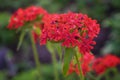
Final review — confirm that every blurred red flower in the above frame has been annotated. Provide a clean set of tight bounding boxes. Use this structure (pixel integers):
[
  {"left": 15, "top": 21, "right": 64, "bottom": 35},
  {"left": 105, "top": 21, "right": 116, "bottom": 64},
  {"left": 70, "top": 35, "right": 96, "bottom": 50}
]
[
  {"left": 92, "top": 54, "right": 120, "bottom": 75},
  {"left": 8, "top": 6, "right": 47, "bottom": 29},
  {"left": 68, "top": 53, "right": 94, "bottom": 75}
]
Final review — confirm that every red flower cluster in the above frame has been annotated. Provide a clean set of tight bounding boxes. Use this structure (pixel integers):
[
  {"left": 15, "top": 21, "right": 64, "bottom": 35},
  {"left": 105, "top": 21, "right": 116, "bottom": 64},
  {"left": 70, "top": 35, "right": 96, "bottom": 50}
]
[
  {"left": 7, "top": 7, "right": 100, "bottom": 72},
  {"left": 7, "top": 6, "right": 101, "bottom": 77},
  {"left": 68, "top": 53, "right": 94, "bottom": 75},
  {"left": 40, "top": 12, "right": 100, "bottom": 54},
  {"left": 8, "top": 6, "right": 47, "bottom": 29},
  {"left": 92, "top": 54, "right": 120, "bottom": 75},
  {"left": 7, "top": 6, "right": 100, "bottom": 54}
]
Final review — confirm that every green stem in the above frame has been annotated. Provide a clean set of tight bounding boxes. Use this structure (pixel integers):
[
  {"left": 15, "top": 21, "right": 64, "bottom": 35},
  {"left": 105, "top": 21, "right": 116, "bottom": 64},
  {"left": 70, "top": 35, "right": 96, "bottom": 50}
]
[
  {"left": 51, "top": 51, "right": 59, "bottom": 80},
  {"left": 46, "top": 42, "right": 59, "bottom": 80},
  {"left": 17, "top": 31, "right": 26, "bottom": 51},
  {"left": 30, "top": 32, "right": 42, "bottom": 80},
  {"left": 105, "top": 69, "right": 110, "bottom": 80},
  {"left": 75, "top": 52, "right": 84, "bottom": 80}
]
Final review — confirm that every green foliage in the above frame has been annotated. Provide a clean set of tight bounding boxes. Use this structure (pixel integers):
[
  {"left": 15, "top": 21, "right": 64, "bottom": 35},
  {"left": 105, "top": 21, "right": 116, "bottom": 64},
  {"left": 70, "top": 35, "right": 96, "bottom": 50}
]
[
  {"left": 63, "top": 48, "right": 75, "bottom": 76},
  {"left": 112, "top": 73, "right": 120, "bottom": 80},
  {"left": 65, "top": 73, "right": 79, "bottom": 80},
  {"left": 0, "top": 0, "right": 36, "bottom": 10},
  {"left": 0, "top": 12, "right": 10, "bottom": 26},
  {"left": 13, "top": 64, "right": 62, "bottom": 80},
  {"left": 111, "top": 0, "right": 120, "bottom": 8},
  {"left": 102, "top": 13, "right": 120, "bottom": 55},
  {"left": 13, "top": 70, "right": 38, "bottom": 80},
  {"left": 0, "top": 12, "right": 16, "bottom": 45},
  {"left": 12, "top": 63, "right": 80, "bottom": 80},
  {"left": 0, "top": 71, "right": 7, "bottom": 80},
  {"left": 36, "top": 0, "right": 61, "bottom": 13},
  {"left": 46, "top": 41, "right": 62, "bottom": 60}
]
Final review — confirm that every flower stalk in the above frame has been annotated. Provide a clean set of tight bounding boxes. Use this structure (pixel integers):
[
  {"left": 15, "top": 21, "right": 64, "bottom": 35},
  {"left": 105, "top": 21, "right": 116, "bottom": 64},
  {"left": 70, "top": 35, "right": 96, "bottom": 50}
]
[
  {"left": 46, "top": 42, "right": 59, "bottom": 80},
  {"left": 51, "top": 51, "right": 59, "bottom": 80},
  {"left": 75, "top": 52, "right": 84, "bottom": 80},
  {"left": 30, "top": 32, "right": 42, "bottom": 80}
]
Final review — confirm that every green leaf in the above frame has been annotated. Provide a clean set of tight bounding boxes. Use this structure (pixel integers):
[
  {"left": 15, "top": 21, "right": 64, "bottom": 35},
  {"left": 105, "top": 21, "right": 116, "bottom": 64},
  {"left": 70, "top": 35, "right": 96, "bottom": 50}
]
[
  {"left": 53, "top": 43, "right": 62, "bottom": 61},
  {"left": 72, "top": 47, "right": 83, "bottom": 64},
  {"left": 63, "top": 48, "right": 75, "bottom": 76},
  {"left": 17, "top": 31, "right": 26, "bottom": 50}
]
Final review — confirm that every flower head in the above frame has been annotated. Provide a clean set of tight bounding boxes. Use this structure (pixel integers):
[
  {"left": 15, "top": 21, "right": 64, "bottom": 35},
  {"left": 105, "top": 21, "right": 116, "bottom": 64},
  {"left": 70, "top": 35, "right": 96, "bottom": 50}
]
[
  {"left": 68, "top": 53, "right": 94, "bottom": 75},
  {"left": 40, "top": 12, "right": 100, "bottom": 54},
  {"left": 92, "top": 54, "right": 120, "bottom": 75},
  {"left": 8, "top": 6, "right": 47, "bottom": 29}
]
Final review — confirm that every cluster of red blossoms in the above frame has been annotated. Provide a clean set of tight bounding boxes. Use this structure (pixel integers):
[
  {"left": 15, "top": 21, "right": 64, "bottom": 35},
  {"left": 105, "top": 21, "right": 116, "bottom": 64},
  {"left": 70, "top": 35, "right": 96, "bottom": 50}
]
[
  {"left": 8, "top": 6, "right": 100, "bottom": 76},
  {"left": 8, "top": 6, "right": 100, "bottom": 55},
  {"left": 68, "top": 53, "right": 94, "bottom": 75},
  {"left": 40, "top": 13, "right": 100, "bottom": 54},
  {"left": 8, "top": 6, "right": 48, "bottom": 29},
  {"left": 92, "top": 54, "right": 120, "bottom": 75}
]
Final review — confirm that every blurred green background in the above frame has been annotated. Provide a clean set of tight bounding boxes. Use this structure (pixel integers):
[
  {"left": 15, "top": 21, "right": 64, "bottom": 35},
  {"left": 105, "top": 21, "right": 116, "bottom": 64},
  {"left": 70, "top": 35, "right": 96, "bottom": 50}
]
[{"left": 0, "top": 0, "right": 120, "bottom": 80}]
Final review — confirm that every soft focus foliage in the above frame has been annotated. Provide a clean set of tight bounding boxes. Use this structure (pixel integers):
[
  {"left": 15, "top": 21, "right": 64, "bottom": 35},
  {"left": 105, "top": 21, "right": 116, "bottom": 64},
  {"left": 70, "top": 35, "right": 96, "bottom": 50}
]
[{"left": 102, "top": 13, "right": 120, "bottom": 55}]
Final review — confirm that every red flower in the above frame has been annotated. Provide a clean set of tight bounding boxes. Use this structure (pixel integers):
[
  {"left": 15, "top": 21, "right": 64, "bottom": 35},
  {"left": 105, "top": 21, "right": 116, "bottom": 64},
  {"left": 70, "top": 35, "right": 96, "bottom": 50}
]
[
  {"left": 8, "top": 8, "right": 25, "bottom": 29},
  {"left": 62, "top": 30, "right": 80, "bottom": 47},
  {"left": 92, "top": 54, "right": 120, "bottom": 75},
  {"left": 40, "top": 12, "right": 100, "bottom": 54},
  {"left": 24, "top": 6, "right": 47, "bottom": 21},
  {"left": 67, "top": 63, "right": 75, "bottom": 75},
  {"left": 68, "top": 53, "right": 94, "bottom": 75},
  {"left": 92, "top": 58, "right": 106, "bottom": 75},
  {"left": 8, "top": 6, "right": 47, "bottom": 29},
  {"left": 103, "top": 54, "right": 120, "bottom": 68}
]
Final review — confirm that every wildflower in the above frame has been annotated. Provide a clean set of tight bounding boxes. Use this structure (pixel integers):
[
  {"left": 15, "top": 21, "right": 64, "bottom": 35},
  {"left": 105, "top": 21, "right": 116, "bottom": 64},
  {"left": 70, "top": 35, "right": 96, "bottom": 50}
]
[
  {"left": 92, "top": 54, "right": 120, "bottom": 75},
  {"left": 8, "top": 6, "right": 47, "bottom": 29},
  {"left": 68, "top": 53, "right": 94, "bottom": 75},
  {"left": 40, "top": 12, "right": 100, "bottom": 54}
]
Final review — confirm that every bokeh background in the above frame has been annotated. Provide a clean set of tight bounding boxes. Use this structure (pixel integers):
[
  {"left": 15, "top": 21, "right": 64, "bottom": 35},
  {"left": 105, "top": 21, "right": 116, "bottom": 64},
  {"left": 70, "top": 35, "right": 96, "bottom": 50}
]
[{"left": 0, "top": 0, "right": 120, "bottom": 80}]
